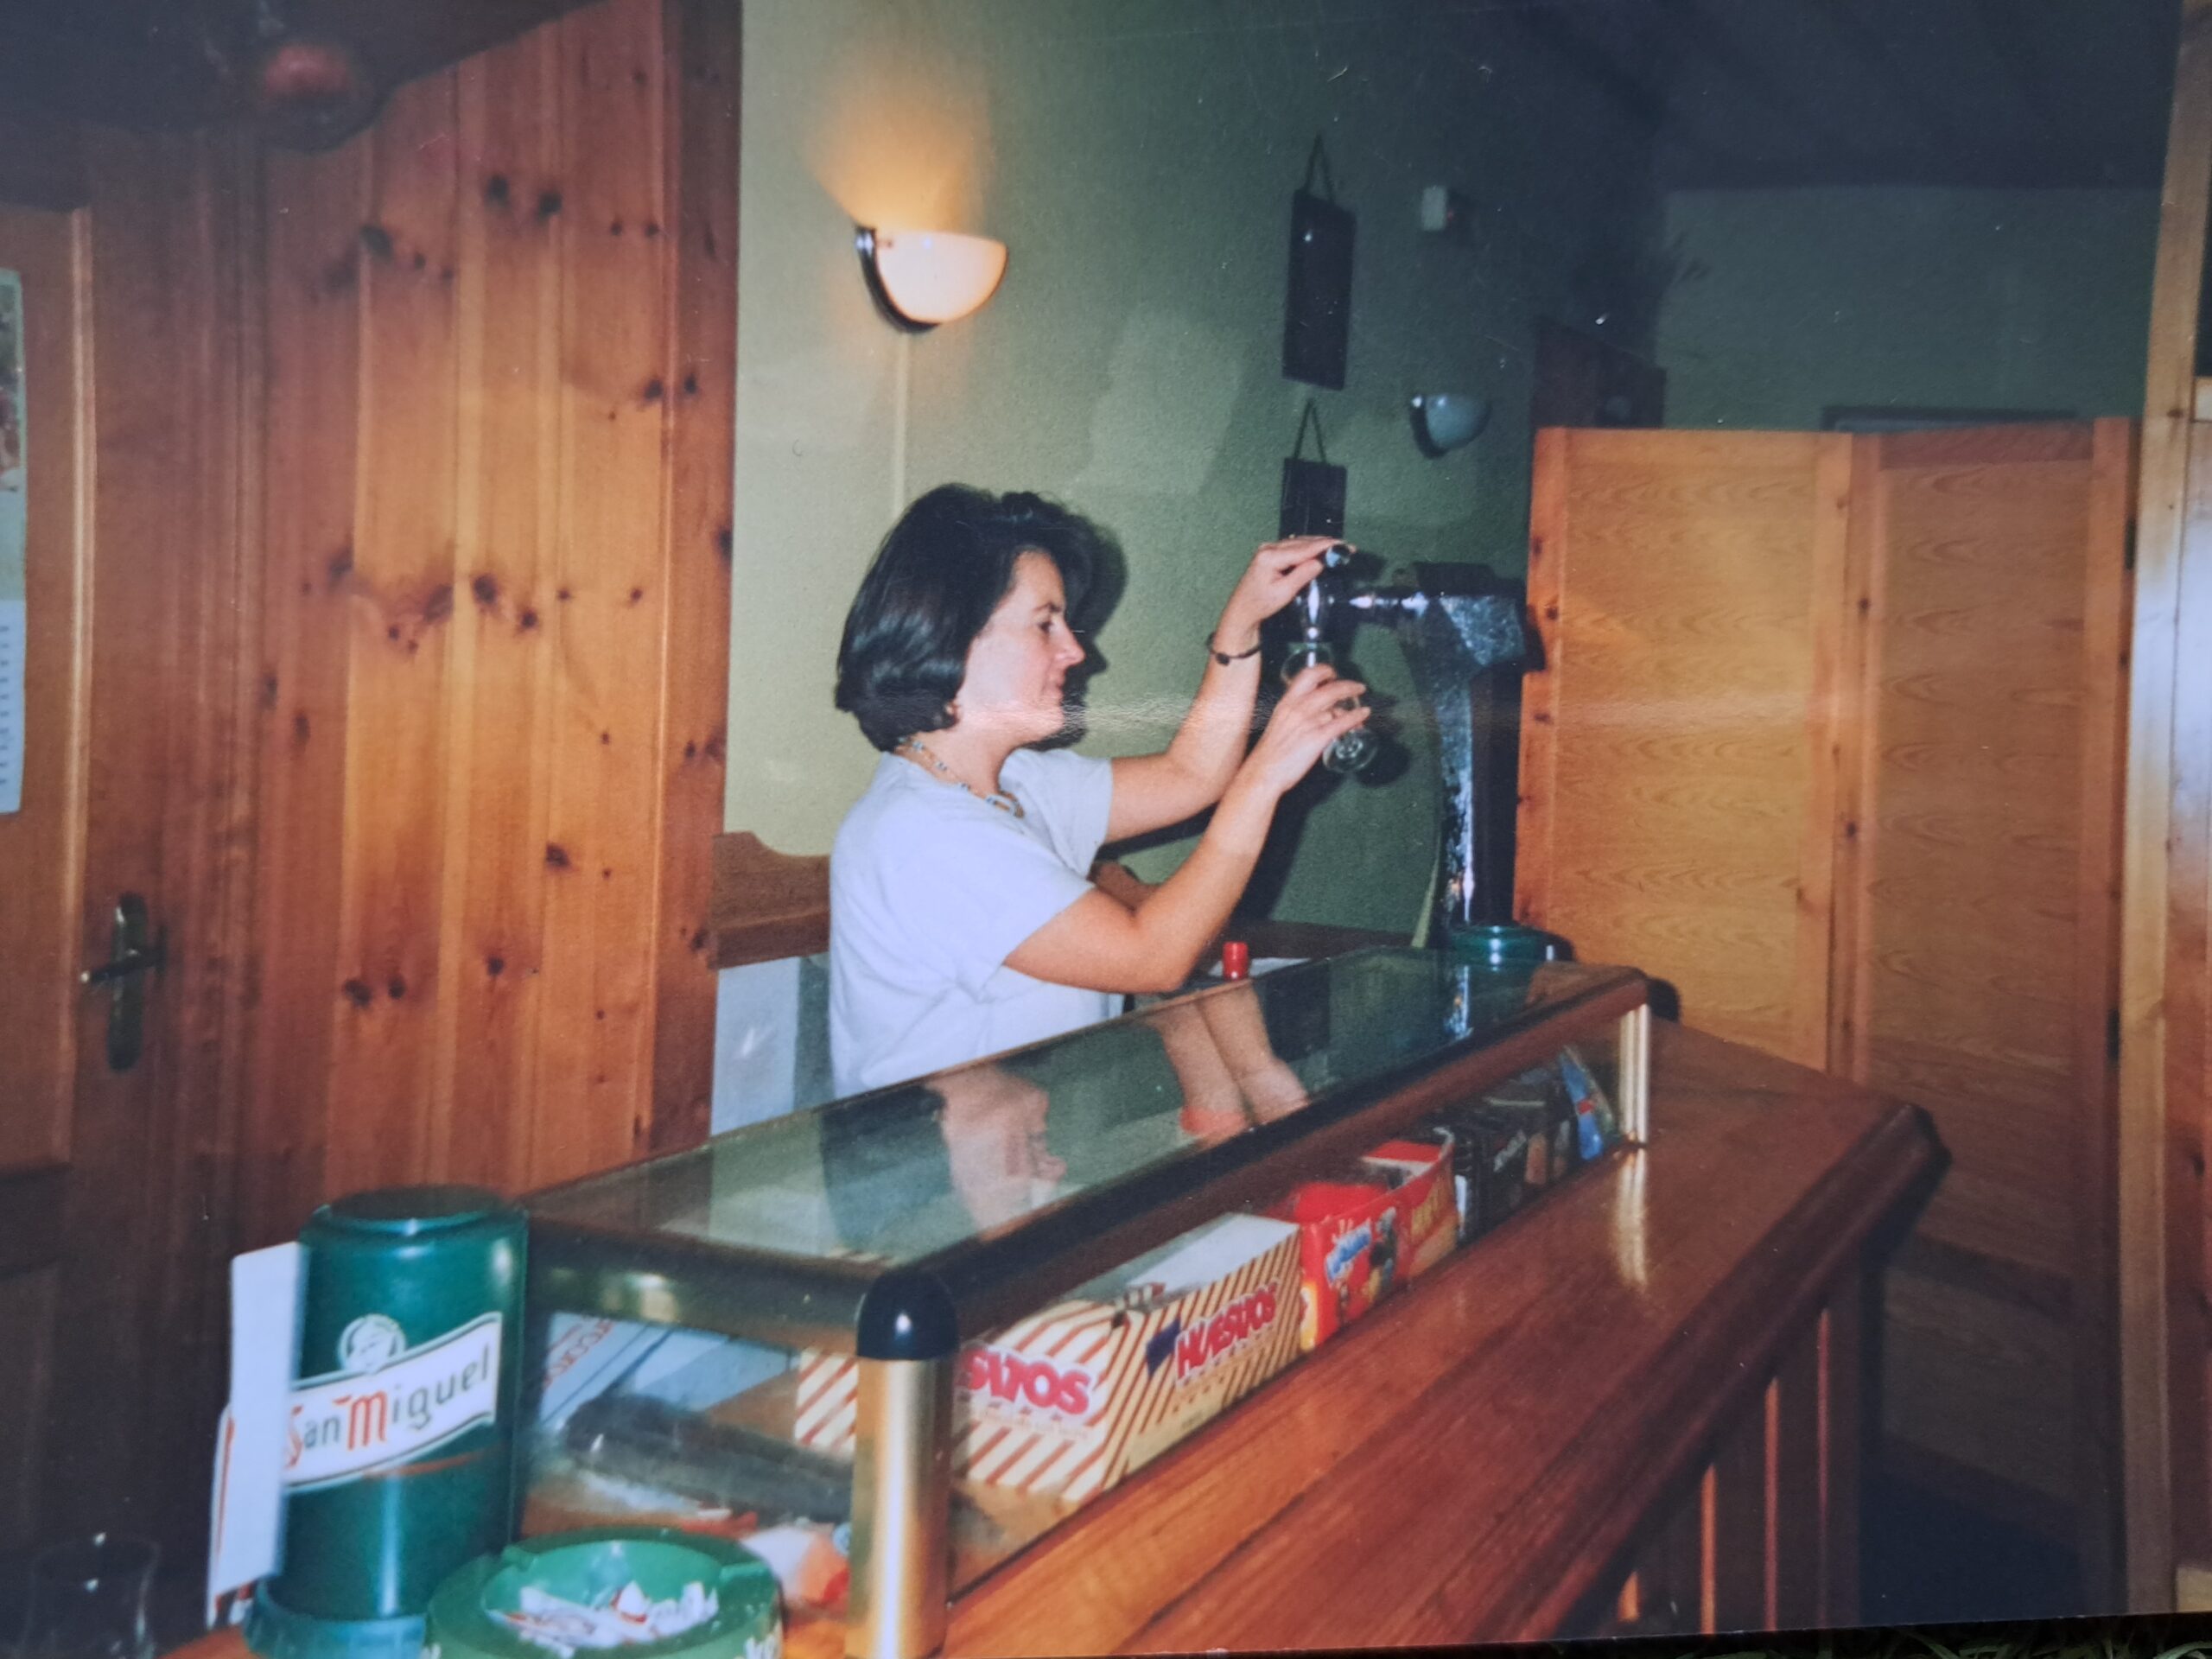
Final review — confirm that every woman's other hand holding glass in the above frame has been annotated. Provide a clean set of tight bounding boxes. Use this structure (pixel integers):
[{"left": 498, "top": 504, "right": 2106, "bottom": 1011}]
[{"left": 1237, "top": 660, "right": 1370, "bottom": 799}]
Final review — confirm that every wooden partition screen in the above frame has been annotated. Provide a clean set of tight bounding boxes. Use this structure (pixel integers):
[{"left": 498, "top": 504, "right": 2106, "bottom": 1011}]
[{"left": 1519, "top": 421, "right": 2133, "bottom": 1598}]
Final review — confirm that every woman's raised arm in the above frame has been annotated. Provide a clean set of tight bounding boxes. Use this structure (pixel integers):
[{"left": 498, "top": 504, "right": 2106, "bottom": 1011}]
[{"left": 1103, "top": 535, "right": 1346, "bottom": 842}]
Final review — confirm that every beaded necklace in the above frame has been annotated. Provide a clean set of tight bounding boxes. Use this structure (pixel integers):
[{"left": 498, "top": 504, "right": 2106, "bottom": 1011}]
[{"left": 897, "top": 736, "right": 1026, "bottom": 818}]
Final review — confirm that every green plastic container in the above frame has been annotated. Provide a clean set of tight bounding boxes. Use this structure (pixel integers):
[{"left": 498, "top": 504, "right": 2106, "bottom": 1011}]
[
  {"left": 1442, "top": 921, "right": 1561, "bottom": 975},
  {"left": 251, "top": 1185, "right": 527, "bottom": 1659},
  {"left": 425, "top": 1530, "right": 781, "bottom": 1659}
]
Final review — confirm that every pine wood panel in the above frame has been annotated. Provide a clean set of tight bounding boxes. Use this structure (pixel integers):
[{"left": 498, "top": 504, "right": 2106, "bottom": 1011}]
[
  {"left": 1517, "top": 429, "right": 1845, "bottom": 1067},
  {"left": 326, "top": 72, "right": 465, "bottom": 1198},
  {"left": 438, "top": 29, "right": 562, "bottom": 1190},
  {"left": 647, "top": 0, "right": 738, "bottom": 1154},
  {"left": 246, "top": 137, "right": 366, "bottom": 1244},
  {"left": 235, "top": 0, "right": 738, "bottom": 1235},
  {"left": 2122, "top": 0, "right": 2212, "bottom": 1600},
  {"left": 534, "top": 0, "right": 675, "bottom": 1186}
]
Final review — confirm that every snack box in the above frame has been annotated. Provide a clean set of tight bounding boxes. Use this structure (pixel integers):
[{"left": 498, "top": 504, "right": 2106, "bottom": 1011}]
[
  {"left": 1263, "top": 1133, "right": 1457, "bottom": 1351},
  {"left": 791, "top": 1212, "right": 1301, "bottom": 1506},
  {"left": 1433, "top": 1049, "right": 1622, "bottom": 1243}
]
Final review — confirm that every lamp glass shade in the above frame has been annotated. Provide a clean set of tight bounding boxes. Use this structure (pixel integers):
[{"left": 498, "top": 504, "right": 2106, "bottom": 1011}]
[
  {"left": 1408, "top": 392, "right": 1490, "bottom": 457},
  {"left": 857, "top": 228, "right": 1007, "bottom": 328}
]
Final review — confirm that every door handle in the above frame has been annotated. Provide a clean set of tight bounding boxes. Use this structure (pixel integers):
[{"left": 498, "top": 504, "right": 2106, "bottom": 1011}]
[{"left": 80, "top": 893, "right": 163, "bottom": 1071}]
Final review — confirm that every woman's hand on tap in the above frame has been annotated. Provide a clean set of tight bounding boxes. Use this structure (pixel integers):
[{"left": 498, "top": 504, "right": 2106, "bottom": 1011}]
[
  {"left": 1238, "top": 661, "right": 1370, "bottom": 798},
  {"left": 1214, "top": 536, "right": 1351, "bottom": 656}
]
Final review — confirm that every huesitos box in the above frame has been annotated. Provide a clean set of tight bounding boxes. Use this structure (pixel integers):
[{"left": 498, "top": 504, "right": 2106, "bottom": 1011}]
[
  {"left": 791, "top": 1212, "right": 1301, "bottom": 1505},
  {"left": 1265, "top": 1133, "right": 1457, "bottom": 1350}
]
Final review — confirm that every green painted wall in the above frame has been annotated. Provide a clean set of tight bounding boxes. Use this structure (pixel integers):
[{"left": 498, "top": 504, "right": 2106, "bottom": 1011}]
[
  {"left": 1655, "top": 187, "right": 2158, "bottom": 430},
  {"left": 728, "top": 1, "right": 1656, "bottom": 934}
]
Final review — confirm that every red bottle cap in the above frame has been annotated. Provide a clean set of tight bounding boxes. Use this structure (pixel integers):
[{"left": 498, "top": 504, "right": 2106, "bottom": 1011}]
[{"left": 1221, "top": 940, "right": 1250, "bottom": 980}]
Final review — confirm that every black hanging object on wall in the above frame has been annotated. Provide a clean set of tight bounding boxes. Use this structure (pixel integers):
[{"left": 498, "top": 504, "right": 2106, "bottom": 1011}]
[
  {"left": 1279, "top": 400, "right": 1346, "bottom": 540},
  {"left": 1282, "top": 137, "right": 1354, "bottom": 390}
]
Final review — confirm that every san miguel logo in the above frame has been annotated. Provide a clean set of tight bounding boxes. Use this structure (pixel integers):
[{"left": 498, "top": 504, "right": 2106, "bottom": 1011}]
[
  {"left": 957, "top": 1345, "right": 1096, "bottom": 1421},
  {"left": 1172, "top": 1287, "right": 1279, "bottom": 1383},
  {"left": 283, "top": 1312, "right": 502, "bottom": 1491}
]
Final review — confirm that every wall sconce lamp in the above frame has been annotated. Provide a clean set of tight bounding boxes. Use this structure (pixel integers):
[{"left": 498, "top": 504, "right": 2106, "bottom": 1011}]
[
  {"left": 855, "top": 227, "right": 1008, "bottom": 332},
  {"left": 1408, "top": 392, "right": 1490, "bottom": 458}
]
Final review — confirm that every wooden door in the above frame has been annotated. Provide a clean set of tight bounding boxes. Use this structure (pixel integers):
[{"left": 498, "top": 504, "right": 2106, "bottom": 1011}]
[
  {"left": 0, "top": 134, "right": 259, "bottom": 1564},
  {"left": 1518, "top": 419, "right": 2132, "bottom": 1601}
]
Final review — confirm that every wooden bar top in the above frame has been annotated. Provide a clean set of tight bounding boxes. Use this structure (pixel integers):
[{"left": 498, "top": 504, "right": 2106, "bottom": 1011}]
[
  {"left": 944, "top": 1019, "right": 1936, "bottom": 1653},
  {"left": 171, "top": 1020, "right": 1935, "bottom": 1659}
]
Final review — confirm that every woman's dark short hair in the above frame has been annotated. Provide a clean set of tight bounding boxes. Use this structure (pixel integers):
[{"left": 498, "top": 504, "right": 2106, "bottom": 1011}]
[{"left": 835, "top": 484, "right": 1103, "bottom": 752}]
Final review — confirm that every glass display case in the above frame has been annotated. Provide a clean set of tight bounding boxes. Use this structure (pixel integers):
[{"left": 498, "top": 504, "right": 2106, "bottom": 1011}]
[{"left": 523, "top": 949, "right": 1649, "bottom": 1659}]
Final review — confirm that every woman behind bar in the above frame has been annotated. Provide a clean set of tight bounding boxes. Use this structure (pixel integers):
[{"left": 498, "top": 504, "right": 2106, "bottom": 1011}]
[{"left": 829, "top": 483, "right": 1368, "bottom": 1096}]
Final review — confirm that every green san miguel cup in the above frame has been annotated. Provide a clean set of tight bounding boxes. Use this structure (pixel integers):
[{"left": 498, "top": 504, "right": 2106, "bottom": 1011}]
[{"left": 254, "top": 1185, "right": 527, "bottom": 1647}]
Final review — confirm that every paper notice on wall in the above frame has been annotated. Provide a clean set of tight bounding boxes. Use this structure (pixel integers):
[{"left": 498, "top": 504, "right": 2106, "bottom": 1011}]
[
  {"left": 207, "top": 1242, "right": 303, "bottom": 1628},
  {"left": 0, "top": 269, "right": 24, "bottom": 816}
]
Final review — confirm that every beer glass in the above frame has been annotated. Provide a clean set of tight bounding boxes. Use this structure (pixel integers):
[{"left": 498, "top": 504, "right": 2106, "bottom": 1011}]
[
  {"left": 19, "top": 1535, "right": 159, "bottom": 1659},
  {"left": 1281, "top": 639, "right": 1376, "bottom": 775}
]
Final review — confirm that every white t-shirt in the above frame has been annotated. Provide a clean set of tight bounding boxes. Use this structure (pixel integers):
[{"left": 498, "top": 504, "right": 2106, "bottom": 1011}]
[{"left": 830, "top": 746, "right": 1122, "bottom": 1096}]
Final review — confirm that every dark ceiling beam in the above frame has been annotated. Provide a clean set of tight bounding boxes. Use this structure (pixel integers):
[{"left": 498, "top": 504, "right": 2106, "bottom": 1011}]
[
  {"left": 1809, "top": 0, "right": 1993, "bottom": 176},
  {"left": 1661, "top": 0, "right": 1816, "bottom": 124},
  {"left": 1962, "top": 0, "right": 2078, "bottom": 181},
  {"left": 1504, "top": 1, "right": 1668, "bottom": 130}
]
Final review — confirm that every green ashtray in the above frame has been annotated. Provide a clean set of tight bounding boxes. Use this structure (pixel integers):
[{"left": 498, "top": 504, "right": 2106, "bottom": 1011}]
[{"left": 426, "top": 1529, "right": 780, "bottom": 1659}]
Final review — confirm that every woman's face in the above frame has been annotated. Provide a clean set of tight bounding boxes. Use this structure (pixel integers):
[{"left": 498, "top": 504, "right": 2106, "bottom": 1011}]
[{"left": 954, "top": 550, "right": 1087, "bottom": 746}]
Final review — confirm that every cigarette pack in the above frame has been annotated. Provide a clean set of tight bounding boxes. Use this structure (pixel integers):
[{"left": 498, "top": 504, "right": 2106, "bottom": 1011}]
[
  {"left": 1263, "top": 1133, "right": 1457, "bottom": 1351},
  {"left": 791, "top": 1212, "right": 1301, "bottom": 1506}
]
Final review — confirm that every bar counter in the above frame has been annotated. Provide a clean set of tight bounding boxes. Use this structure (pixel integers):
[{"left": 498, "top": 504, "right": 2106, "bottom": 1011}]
[{"left": 174, "top": 1014, "right": 1935, "bottom": 1659}]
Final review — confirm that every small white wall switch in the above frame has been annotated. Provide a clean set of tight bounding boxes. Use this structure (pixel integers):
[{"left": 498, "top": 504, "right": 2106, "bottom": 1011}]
[{"left": 1420, "top": 185, "right": 1468, "bottom": 234}]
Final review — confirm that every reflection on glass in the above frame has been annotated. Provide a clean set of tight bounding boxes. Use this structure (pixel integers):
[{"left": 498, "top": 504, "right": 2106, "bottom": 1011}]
[{"left": 531, "top": 950, "right": 1634, "bottom": 1275}]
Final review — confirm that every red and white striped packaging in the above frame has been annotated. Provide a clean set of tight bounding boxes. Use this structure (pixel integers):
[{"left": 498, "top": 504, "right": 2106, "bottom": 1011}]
[{"left": 792, "top": 1213, "right": 1301, "bottom": 1505}]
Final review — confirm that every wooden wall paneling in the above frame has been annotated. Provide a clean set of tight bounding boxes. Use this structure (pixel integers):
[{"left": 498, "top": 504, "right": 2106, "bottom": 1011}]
[
  {"left": 1513, "top": 427, "right": 1567, "bottom": 935},
  {"left": 325, "top": 74, "right": 464, "bottom": 1198},
  {"left": 1513, "top": 429, "right": 1831, "bottom": 1065},
  {"left": 438, "top": 28, "right": 563, "bottom": 1190},
  {"left": 645, "top": 0, "right": 739, "bottom": 1154},
  {"left": 1827, "top": 436, "right": 1886, "bottom": 1083},
  {"left": 2075, "top": 416, "right": 2137, "bottom": 1604},
  {"left": 537, "top": 0, "right": 674, "bottom": 1186},
  {"left": 0, "top": 197, "right": 87, "bottom": 1175},
  {"left": 2122, "top": 0, "right": 2212, "bottom": 1603},
  {"left": 247, "top": 136, "right": 366, "bottom": 1246},
  {"left": 2170, "top": 421, "right": 2212, "bottom": 1575},
  {"left": 1795, "top": 435, "right": 1854, "bottom": 1068}
]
